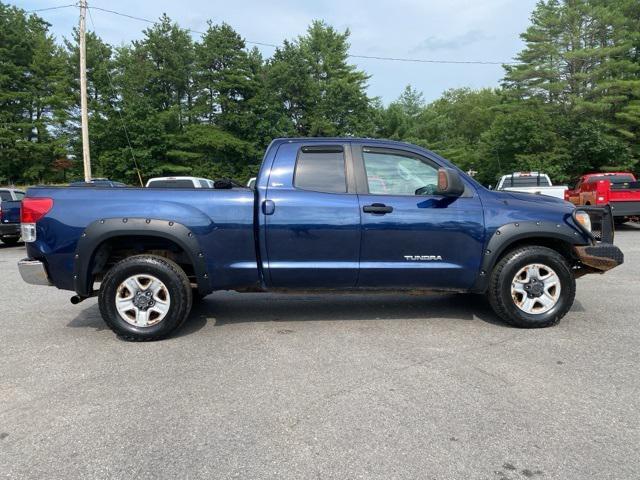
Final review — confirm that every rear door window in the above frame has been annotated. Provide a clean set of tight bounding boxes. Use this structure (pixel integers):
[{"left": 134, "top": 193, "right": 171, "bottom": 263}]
[{"left": 294, "top": 146, "right": 346, "bottom": 194}]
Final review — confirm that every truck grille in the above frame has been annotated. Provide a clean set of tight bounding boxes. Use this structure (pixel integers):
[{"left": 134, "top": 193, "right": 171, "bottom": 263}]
[{"left": 578, "top": 205, "right": 614, "bottom": 243}]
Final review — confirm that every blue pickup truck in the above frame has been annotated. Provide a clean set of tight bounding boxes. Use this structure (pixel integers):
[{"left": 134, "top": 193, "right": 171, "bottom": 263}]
[
  {"left": 0, "top": 188, "right": 25, "bottom": 246},
  {"left": 18, "top": 138, "right": 623, "bottom": 340}
]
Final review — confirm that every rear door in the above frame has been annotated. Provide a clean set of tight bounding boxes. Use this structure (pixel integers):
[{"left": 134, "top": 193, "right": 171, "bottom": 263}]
[
  {"left": 353, "top": 144, "right": 485, "bottom": 289},
  {"left": 262, "top": 142, "right": 361, "bottom": 288}
]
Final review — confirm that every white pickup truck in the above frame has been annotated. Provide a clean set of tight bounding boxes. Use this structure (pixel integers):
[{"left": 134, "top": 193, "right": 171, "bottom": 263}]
[{"left": 496, "top": 172, "right": 567, "bottom": 199}]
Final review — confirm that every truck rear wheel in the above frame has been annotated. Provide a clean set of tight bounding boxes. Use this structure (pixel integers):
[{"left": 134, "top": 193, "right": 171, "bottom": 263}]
[
  {"left": 98, "top": 255, "right": 193, "bottom": 341},
  {"left": 488, "top": 246, "right": 575, "bottom": 328}
]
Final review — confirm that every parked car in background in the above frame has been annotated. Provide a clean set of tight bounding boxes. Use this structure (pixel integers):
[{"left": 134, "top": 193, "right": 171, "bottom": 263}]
[
  {"left": 146, "top": 176, "right": 214, "bottom": 188},
  {"left": 565, "top": 172, "right": 640, "bottom": 223},
  {"left": 496, "top": 172, "right": 567, "bottom": 199},
  {"left": 247, "top": 177, "right": 256, "bottom": 189},
  {"left": 70, "top": 178, "right": 127, "bottom": 187},
  {"left": 17, "top": 138, "right": 623, "bottom": 341},
  {"left": 0, "top": 188, "right": 25, "bottom": 245}
]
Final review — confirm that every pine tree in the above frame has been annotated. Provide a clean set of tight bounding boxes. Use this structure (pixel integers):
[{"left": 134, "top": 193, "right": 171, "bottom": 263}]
[
  {"left": 268, "top": 21, "right": 374, "bottom": 136},
  {"left": 0, "top": 3, "right": 68, "bottom": 184}
]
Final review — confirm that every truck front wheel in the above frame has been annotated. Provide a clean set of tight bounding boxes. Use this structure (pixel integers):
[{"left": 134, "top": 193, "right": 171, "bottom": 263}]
[
  {"left": 488, "top": 246, "right": 576, "bottom": 328},
  {"left": 98, "top": 255, "right": 193, "bottom": 341}
]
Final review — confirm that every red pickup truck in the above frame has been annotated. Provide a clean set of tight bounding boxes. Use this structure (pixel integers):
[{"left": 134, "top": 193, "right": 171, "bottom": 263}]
[{"left": 565, "top": 172, "right": 640, "bottom": 223}]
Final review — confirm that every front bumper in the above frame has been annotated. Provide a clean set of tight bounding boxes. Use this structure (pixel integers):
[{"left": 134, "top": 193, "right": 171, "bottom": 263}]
[
  {"left": 574, "top": 244, "right": 624, "bottom": 272},
  {"left": 572, "top": 205, "right": 623, "bottom": 273},
  {"left": 18, "top": 259, "right": 52, "bottom": 286}
]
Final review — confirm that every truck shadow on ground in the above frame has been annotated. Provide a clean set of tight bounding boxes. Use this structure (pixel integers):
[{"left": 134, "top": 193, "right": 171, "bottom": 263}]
[
  {"left": 0, "top": 241, "right": 24, "bottom": 250},
  {"left": 616, "top": 221, "right": 640, "bottom": 231},
  {"left": 69, "top": 292, "right": 587, "bottom": 338}
]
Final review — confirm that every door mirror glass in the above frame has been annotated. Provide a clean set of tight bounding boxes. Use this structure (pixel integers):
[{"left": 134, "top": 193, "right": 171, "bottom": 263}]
[{"left": 435, "top": 168, "right": 465, "bottom": 197}]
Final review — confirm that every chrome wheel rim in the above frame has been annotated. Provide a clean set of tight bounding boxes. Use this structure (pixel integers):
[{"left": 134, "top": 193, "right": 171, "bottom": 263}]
[
  {"left": 115, "top": 274, "right": 171, "bottom": 327},
  {"left": 511, "top": 263, "right": 561, "bottom": 315}
]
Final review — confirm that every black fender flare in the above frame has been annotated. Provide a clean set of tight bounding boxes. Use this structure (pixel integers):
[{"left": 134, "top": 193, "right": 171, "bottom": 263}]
[
  {"left": 73, "top": 218, "right": 212, "bottom": 297},
  {"left": 471, "top": 220, "right": 589, "bottom": 293}
]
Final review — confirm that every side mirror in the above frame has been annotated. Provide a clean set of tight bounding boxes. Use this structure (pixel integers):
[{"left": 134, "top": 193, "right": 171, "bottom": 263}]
[
  {"left": 435, "top": 167, "right": 465, "bottom": 197},
  {"left": 488, "top": 184, "right": 494, "bottom": 190}
]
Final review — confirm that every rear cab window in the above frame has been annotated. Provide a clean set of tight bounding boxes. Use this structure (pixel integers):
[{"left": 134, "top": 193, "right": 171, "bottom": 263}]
[
  {"left": 294, "top": 146, "right": 347, "bottom": 194},
  {"left": 147, "top": 179, "right": 196, "bottom": 188},
  {"left": 0, "top": 191, "right": 11, "bottom": 201},
  {"left": 588, "top": 174, "right": 635, "bottom": 184},
  {"left": 502, "top": 176, "right": 551, "bottom": 188}
]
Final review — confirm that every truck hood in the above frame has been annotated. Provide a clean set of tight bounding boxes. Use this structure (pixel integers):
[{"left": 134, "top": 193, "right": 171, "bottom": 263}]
[
  {"left": 505, "top": 191, "right": 570, "bottom": 206},
  {"left": 487, "top": 190, "right": 576, "bottom": 214}
]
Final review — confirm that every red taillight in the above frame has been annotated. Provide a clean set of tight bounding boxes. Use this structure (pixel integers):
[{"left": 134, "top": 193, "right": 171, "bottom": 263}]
[{"left": 21, "top": 197, "right": 53, "bottom": 223}]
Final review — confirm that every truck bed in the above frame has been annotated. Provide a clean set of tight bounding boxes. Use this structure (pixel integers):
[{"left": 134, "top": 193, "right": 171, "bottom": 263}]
[
  {"left": 501, "top": 185, "right": 567, "bottom": 199},
  {"left": 25, "top": 186, "right": 260, "bottom": 291}
]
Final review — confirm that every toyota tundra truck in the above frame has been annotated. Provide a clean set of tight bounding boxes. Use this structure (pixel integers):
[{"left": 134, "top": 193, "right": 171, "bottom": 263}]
[{"left": 18, "top": 138, "right": 623, "bottom": 341}]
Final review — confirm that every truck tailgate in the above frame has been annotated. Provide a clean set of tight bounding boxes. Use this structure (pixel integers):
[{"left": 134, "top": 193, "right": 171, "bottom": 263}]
[{"left": 0, "top": 200, "right": 21, "bottom": 224}]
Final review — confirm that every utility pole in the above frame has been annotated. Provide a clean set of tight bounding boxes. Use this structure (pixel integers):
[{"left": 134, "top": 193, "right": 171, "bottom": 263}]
[{"left": 79, "top": 0, "right": 92, "bottom": 182}]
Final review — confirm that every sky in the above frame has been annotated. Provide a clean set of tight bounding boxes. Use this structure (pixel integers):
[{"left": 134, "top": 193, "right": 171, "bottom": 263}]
[{"left": 17, "top": 0, "right": 538, "bottom": 104}]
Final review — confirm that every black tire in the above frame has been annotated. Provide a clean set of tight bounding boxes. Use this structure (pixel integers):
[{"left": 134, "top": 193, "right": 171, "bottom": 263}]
[
  {"left": 488, "top": 246, "right": 576, "bottom": 328},
  {"left": 98, "top": 255, "right": 193, "bottom": 341},
  {"left": 192, "top": 288, "right": 207, "bottom": 302},
  {"left": 1, "top": 236, "right": 20, "bottom": 246}
]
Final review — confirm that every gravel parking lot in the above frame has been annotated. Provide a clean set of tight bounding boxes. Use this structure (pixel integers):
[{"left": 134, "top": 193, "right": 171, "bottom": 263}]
[{"left": 1, "top": 225, "right": 639, "bottom": 479}]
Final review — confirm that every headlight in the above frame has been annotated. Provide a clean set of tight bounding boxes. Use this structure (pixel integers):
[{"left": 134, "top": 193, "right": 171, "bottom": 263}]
[{"left": 574, "top": 210, "right": 592, "bottom": 233}]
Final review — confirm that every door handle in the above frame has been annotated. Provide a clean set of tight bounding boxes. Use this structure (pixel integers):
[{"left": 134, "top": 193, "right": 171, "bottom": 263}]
[
  {"left": 262, "top": 200, "right": 275, "bottom": 215},
  {"left": 363, "top": 203, "right": 393, "bottom": 214}
]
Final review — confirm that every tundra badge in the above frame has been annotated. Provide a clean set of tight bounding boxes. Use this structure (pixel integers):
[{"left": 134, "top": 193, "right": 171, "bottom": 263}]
[{"left": 404, "top": 255, "right": 443, "bottom": 261}]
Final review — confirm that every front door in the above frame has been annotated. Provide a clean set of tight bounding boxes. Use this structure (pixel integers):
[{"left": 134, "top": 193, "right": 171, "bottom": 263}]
[{"left": 353, "top": 144, "right": 485, "bottom": 289}]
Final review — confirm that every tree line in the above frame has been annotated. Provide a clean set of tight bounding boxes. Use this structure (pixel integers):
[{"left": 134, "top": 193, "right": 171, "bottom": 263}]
[{"left": 0, "top": 0, "right": 638, "bottom": 187}]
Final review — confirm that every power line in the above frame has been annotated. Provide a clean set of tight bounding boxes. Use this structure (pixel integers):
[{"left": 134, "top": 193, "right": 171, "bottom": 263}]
[
  {"left": 86, "top": 5, "right": 518, "bottom": 66},
  {"left": 349, "top": 54, "right": 516, "bottom": 66},
  {"left": 87, "top": 6, "right": 159, "bottom": 27},
  {"left": 87, "top": 6, "right": 144, "bottom": 186},
  {"left": 26, "top": 3, "right": 77, "bottom": 13}
]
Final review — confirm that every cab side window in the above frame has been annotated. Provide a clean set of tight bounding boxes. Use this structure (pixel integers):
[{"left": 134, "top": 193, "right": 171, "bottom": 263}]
[
  {"left": 363, "top": 149, "right": 438, "bottom": 196},
  {"left": 294, "top": 146, "right": 346, "bottom": 194}
]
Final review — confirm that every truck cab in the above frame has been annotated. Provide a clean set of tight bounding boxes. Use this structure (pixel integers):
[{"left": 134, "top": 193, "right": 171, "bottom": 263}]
[
  {"left": 496, "top": 172, "right": 567, "bottom": 199},
  {"left": 17, "top": 138, "right": 623, "bottom": 341}
]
